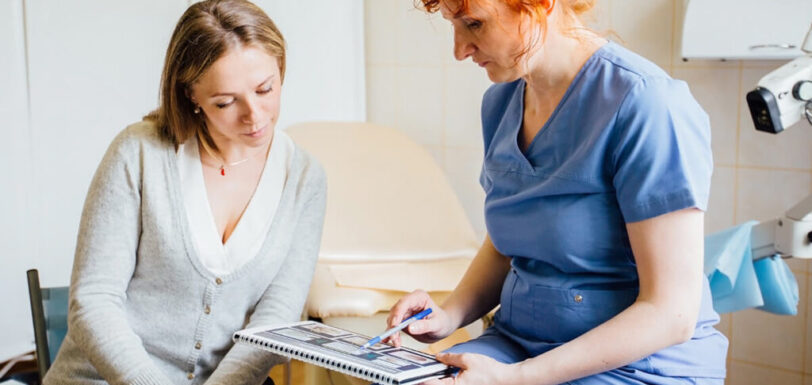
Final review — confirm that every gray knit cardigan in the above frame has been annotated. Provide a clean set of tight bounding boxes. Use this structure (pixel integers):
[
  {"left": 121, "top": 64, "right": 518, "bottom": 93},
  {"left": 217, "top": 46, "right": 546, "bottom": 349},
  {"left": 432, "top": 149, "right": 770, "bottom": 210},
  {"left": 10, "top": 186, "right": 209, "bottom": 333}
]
[{"left": 44, "top": 121, "right": 326, "bottom": 385}]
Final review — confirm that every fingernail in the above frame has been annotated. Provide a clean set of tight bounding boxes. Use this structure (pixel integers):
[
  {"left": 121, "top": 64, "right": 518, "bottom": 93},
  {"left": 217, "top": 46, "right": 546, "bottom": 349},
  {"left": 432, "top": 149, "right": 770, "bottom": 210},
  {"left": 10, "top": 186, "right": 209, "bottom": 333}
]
[{"left": 411, "top": 324, "right": 421, "bottom": 332}]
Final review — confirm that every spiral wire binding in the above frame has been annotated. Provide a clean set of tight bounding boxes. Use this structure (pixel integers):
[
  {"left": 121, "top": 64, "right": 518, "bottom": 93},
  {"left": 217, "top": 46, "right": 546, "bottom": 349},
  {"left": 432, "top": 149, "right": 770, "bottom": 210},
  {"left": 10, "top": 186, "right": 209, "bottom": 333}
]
[{"left": 236, "top": 332, "right": 402, "bottom": 385}]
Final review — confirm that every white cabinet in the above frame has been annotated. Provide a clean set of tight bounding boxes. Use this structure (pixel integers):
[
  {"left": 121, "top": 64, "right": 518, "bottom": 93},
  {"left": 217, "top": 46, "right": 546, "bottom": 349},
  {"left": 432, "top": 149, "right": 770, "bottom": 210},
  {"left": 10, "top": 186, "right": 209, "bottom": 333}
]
[{"left": 681, "top": 0, "right": 812, "bottom": 60}]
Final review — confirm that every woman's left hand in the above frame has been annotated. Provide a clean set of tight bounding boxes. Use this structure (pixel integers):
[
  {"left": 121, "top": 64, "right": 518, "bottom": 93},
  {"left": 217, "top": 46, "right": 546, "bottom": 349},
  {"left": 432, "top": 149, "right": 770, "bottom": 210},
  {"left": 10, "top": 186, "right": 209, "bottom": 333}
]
[{"left": 422, "top": 352, "right": 515, "bottom": 385}]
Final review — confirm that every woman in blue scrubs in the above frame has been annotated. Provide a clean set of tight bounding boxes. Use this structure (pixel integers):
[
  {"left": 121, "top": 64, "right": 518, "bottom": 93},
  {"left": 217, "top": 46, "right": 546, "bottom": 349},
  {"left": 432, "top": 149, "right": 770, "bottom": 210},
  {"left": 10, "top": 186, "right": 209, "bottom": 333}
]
[{"left": 384, "top": 0, "right": 727, "bottom": 384}]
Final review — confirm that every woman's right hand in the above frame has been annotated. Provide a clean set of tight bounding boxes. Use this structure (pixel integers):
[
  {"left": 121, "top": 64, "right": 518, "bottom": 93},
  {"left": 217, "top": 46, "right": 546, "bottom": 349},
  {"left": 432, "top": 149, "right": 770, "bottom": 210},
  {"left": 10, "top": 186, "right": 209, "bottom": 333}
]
[{"left": 384, "top": 289, "right": 456, "bottom": 347}]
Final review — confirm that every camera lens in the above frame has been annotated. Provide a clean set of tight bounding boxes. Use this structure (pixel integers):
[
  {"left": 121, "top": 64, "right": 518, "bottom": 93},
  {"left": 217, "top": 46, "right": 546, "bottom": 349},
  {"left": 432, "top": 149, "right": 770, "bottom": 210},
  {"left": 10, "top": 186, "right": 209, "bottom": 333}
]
[{"left": 794, "top": 80, "right": 812, "bottom": 101}]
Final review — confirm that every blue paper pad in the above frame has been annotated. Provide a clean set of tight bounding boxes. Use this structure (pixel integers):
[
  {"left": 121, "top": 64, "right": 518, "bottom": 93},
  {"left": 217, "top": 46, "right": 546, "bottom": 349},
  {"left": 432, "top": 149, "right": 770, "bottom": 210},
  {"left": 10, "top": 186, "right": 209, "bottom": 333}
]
[
  {"left": 754, "top": 255, "right": 799, "bottom": 315},
  {"left": 704, "top": 221, "right": 798, "bottom": 315}
]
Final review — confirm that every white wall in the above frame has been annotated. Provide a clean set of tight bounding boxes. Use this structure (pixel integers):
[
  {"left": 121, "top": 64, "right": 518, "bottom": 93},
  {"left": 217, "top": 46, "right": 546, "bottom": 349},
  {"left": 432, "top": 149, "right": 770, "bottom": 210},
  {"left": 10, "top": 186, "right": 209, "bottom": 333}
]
[
  {"left": 0, "top": 0, "right": 364, "bottom": 362},
  {"left": 0, "top": 0, "right": 35, "bottom": 362},
  {"left": 256, "top": 0, "right": 366, "bottom": 129}
]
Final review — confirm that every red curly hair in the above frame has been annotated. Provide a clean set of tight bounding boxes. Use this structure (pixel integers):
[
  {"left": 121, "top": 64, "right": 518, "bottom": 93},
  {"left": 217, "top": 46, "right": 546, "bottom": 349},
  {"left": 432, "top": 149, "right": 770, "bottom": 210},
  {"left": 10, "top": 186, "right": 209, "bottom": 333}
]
[
  {"left": 416, "top": 0, "right": 596, "bottom": 62},
  {"left": 417, "top": 0, "right": 595, "bottom": 20}
]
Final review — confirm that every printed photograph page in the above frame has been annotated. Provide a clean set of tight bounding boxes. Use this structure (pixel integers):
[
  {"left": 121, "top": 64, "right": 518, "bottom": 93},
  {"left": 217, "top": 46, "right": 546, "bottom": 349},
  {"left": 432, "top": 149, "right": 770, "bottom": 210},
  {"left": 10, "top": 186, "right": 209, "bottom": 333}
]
[{"left": 247, "top": 321, "right": 450, "bottom": 379}]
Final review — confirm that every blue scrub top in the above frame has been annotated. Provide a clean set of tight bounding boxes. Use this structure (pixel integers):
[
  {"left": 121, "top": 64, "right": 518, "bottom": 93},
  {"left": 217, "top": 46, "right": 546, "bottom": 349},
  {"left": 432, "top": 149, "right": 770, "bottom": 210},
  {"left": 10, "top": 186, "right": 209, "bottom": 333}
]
[{"left": 480, "top": 42, "right": 727, "bottom": 378}]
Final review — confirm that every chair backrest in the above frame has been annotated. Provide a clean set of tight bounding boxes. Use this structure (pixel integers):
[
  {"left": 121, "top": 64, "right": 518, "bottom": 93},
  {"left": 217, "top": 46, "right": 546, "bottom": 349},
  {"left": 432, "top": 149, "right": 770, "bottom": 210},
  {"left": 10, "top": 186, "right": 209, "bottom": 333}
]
[
  {"left": 26, "top": 269, "right": 68, "bottom": 380},
  {"left": 286, "top": 121, "right": 479, "bottom": 264}
]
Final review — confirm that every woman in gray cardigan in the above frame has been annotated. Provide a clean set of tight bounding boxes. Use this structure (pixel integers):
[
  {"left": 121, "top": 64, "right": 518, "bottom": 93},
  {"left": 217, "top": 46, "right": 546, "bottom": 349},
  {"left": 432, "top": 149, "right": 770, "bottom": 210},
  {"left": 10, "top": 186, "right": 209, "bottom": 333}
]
[{"left": 44, "top": 1, "right": 326, "bottom": 384}]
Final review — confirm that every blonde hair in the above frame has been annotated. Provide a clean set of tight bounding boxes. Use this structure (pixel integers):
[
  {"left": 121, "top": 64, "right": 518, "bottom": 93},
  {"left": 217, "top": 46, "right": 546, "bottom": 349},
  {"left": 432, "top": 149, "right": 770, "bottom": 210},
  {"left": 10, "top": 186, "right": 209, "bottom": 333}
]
[{"left": 145, "top": 0, "right": 286, "bottom": 151}]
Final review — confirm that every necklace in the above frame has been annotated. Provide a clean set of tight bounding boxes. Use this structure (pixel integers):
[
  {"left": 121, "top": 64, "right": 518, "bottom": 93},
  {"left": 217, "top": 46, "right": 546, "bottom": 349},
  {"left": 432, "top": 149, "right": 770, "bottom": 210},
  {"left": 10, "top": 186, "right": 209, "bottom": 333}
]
[
  {"left": 216, "top": 158, "right": 250, "bottom": 176},
  {"left": 199, "top": 137, "right": 254, "bottom": 176}
]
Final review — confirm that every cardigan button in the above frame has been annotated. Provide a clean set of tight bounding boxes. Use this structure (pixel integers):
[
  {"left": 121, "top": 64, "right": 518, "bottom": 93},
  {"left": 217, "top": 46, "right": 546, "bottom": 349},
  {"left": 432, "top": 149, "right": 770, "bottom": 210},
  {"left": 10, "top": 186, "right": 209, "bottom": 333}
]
[
  {"left": 204, "top": 305, "right": 211, "bottom": 314},
  {"left": 574, "top": 294, "right": 583, "bottom": 303},
  {"left": 187, "top": 372, "right": 195, "bottom": 380},
  {"left": 195, "top": 341, "right": 202, "bottom": 350},
  {"left": 215, "top": 277, "right": 223, "bottom": 285}
]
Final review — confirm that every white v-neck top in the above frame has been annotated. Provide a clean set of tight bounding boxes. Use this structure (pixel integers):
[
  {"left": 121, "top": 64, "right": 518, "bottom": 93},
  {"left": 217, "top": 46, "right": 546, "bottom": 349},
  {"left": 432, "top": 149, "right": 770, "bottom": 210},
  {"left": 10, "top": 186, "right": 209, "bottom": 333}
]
[{"left": 177, "top": 130, "right": 295, "bottom": 275}]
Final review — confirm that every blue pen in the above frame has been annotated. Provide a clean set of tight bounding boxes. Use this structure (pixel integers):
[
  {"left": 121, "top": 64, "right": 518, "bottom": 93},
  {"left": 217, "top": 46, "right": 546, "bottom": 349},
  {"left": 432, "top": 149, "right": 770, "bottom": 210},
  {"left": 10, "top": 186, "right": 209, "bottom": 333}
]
[{"left": 358, "top": 308, "right": 433, "bottom": 351}]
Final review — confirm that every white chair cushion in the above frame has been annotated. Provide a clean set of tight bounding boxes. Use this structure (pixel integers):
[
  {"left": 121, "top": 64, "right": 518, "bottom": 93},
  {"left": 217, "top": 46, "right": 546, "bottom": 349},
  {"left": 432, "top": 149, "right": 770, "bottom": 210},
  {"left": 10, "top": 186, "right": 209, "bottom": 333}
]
[{"left": 306, "top": 260, "right": 469, "bottom": 318}]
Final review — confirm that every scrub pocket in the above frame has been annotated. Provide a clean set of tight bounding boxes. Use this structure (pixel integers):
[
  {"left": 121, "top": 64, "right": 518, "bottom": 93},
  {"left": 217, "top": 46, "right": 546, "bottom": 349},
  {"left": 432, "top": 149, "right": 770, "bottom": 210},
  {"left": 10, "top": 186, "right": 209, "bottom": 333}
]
[
  {"left": 497, "top": 268, "right": 534, "bottom": 337},
  {"left": 531, "top": 284, "right": 638, "bottom": 342},
  {"left": 498, "top": 268, "right": 638, "bottom": 343}
]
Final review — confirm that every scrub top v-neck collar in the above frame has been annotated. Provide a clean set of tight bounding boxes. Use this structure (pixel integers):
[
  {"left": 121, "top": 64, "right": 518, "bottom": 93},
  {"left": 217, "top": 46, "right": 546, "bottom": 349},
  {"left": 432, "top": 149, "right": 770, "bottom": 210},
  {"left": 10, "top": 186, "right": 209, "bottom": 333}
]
[
  {"left": 510, "top": 41, "right": 609, "bottom": 172},
  {"left": 177, "top": 130, "right": 294, "bottom": 276}
]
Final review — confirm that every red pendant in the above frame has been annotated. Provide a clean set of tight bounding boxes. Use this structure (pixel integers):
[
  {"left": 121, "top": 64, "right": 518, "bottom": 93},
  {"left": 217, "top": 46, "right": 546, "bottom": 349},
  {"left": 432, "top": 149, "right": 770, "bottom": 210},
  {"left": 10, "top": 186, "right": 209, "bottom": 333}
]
[{"left": 220, "top": 167, "right": 226, "bottom": 176}]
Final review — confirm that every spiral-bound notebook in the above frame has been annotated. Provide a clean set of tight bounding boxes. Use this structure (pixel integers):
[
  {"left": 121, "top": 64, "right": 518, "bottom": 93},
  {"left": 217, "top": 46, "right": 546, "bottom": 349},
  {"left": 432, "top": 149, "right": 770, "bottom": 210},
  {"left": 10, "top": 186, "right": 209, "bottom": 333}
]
[{"left": 233, "top": 321, "right": 454, "bottom": 385}]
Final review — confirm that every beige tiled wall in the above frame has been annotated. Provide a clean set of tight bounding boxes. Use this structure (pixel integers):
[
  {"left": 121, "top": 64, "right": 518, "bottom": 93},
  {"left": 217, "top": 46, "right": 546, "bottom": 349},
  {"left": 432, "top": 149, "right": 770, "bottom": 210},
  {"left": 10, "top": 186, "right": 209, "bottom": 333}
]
[{"left": 364, "top": 1, "right": 812, "bottom": 383}]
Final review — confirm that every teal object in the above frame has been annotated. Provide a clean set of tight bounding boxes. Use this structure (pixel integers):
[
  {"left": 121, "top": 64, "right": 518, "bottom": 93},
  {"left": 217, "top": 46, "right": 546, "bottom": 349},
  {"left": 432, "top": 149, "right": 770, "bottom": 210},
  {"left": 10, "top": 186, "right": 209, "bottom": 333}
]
[
  {"left": 42, "top": 286, "right": 69, "bottom": 364},
  {"left": 754, "top": 255, "right": 799, "bottom": 315},
  {"left": 704, "top": 222, "right": 799, "bottom": 315},
  {"left": 704, "top": 221, "right": 763, "bottom": 313},
  {"left": 27, "top": 269, "right": 69, "bottom": 380}
]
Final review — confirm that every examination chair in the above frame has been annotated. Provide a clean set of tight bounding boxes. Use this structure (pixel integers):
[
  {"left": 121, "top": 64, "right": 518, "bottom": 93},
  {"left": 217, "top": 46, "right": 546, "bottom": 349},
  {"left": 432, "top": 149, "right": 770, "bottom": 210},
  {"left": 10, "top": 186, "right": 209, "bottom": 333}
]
[{"left": 285, "top": 121, "right": 481, "bottom": 383}]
